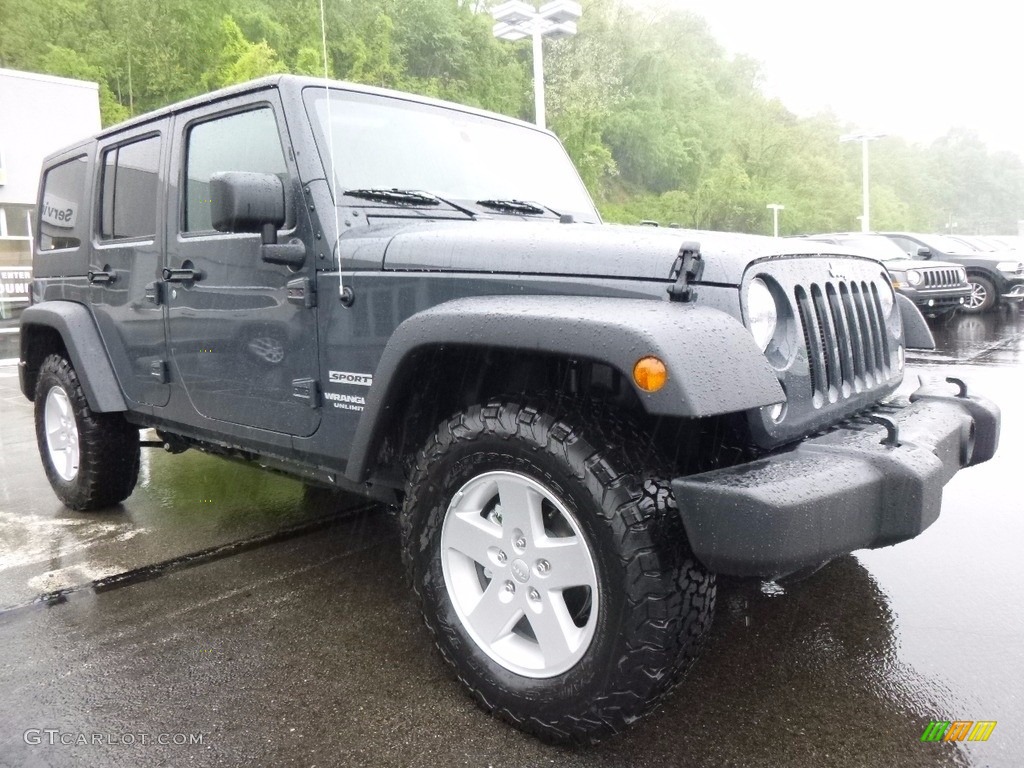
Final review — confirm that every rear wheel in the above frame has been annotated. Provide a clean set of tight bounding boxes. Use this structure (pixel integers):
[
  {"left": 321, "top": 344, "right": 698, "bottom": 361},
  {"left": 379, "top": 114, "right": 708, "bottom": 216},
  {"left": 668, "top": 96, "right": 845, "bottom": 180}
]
[
  {"left": 34, "top": 354, "right": 140, "bottom": 510},
  {"left": 401, "top": 398, "right": 715, "bottom": 743},
  {"left": 963, "top": 275, "right": 996, "bottom": 313}
]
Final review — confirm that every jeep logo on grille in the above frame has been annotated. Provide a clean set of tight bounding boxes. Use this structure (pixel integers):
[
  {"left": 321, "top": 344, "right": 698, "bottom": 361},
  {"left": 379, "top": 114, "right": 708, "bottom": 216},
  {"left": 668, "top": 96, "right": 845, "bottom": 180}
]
[{"left": 828, "top": 262, "right": 848, "bottom": 280}]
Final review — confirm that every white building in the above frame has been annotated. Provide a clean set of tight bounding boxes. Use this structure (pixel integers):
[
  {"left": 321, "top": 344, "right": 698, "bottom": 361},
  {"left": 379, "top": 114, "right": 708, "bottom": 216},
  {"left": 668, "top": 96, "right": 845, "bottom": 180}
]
[{"left": 0, "top": 68, "right": 100, "bottom": 353}]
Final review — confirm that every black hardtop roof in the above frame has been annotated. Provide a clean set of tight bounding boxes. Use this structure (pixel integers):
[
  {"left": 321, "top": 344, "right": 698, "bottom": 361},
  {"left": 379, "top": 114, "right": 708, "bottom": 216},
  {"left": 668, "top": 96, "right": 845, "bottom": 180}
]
[{"left": 91, "top": 74, "right": 546, "bottom": 142}]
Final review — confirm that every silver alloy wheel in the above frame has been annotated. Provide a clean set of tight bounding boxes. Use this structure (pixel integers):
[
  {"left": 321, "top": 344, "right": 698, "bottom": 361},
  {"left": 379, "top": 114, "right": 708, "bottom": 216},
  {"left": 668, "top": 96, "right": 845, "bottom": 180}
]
[
  {"left": 44, "top": 385, "right": 80, "bottom": 481},
  {"left": 966, "top": 280, "right": 988, "bottom": 309},
  {"left": 440, "top": 470, "right": 599, "bottom": 678}
]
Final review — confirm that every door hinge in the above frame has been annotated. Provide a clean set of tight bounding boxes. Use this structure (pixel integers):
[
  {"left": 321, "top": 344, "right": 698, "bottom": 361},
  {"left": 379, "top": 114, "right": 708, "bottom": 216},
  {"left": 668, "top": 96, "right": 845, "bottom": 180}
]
[
  {"left": 667, "top": 241, "right": 703, "bottom": 302},
  {"left": 292, "top": 377, "right": 320, "bottom": 408},
  {"left": 144, "top": 281, "right": 164, "bottom": 305},
  {"left": 287, "top": 277, "right": 316, "bottom": 308},
  {"left": 150, "top": 360, "right": 168, "bottom": 383}
]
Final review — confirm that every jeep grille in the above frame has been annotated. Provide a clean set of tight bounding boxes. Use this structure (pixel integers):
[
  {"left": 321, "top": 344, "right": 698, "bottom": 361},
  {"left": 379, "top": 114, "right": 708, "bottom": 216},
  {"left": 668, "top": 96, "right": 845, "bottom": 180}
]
[
  {"left": 794, "top": 280, "right": 890, "bottom": 407},
  {"left": 921, "top": 268, "right": 961, "bottom": 288},
  {"left": 743, "top": 256, "right": 903, "bottom": 450}
]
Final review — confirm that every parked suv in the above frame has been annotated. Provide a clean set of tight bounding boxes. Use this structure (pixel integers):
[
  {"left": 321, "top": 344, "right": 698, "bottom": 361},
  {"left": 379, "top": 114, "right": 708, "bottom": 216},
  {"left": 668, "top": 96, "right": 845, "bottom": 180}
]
[
  {"left": 878, "top": 232, "right": 1024, "bottom": 313},
  {"left": 20, "top": 76, "right": 1001, "bottom": 743},
  {"left": 803, "top": 233, "right": 970, "bottom": 317}
]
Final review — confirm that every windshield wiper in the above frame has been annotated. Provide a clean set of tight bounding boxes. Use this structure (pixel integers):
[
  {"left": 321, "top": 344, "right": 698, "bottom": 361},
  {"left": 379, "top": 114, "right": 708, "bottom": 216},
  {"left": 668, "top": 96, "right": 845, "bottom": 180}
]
[
  {"left": 343, "top": 188, "right": 442, "bottom": 206},
  {"left": 476, "top": 198, "right": 554, "bottom": 216},
  {"left": 343, "top": 188, "right": 476, "bottom": 217}
]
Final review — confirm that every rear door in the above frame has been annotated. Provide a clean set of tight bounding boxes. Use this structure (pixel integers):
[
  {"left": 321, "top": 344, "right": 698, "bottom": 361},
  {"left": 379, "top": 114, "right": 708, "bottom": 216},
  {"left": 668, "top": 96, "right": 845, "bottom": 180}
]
[
  {"left": 164, "top": 94, "right": 320, "bottom": 436},
  {"left": 89, "top": 126, "right": 170, "bottom": 406}
]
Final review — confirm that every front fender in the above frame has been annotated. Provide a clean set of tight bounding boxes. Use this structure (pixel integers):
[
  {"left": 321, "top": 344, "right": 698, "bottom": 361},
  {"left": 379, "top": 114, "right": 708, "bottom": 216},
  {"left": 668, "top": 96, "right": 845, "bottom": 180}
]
[
  {"left": 896, "top": 293, "right": 936, "bottom": 350},
  {"left": 19, "top": 302, "right": 127, "bottom": 412},
  {"left": 346, "top": 295, "right": 783, "bottom": 481}
]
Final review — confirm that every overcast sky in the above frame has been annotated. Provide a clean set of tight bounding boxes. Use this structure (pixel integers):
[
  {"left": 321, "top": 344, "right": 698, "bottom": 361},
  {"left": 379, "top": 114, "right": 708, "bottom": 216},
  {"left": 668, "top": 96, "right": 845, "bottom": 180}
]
[{"left": 663, "top": 0, "right": 1024, "bottom": 157}]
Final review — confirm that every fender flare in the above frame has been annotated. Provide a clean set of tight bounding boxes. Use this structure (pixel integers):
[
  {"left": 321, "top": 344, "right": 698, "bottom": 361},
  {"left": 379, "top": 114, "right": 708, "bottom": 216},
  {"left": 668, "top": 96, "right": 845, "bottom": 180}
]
[
  {"left": 20, "top": 302, "right": 127, "bottom": 412},
  {"left": 896, "top": 293, "right": 935, "bottom": 350},
  {"left": 346, "top": 295, "right": 784, "bottom": 481}
]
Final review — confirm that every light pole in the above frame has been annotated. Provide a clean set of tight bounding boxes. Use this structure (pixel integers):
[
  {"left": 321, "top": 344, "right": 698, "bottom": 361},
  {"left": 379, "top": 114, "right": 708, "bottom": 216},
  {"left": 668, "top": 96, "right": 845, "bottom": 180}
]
[
  {"left": 766, "top": 203, "right": 784, "bottom": 237},
  {"left": 840, "top": 131, "right": 886, "bottom": 232},
  {"left": 491, "top": 1, "right": 581, "bottom": 129}
]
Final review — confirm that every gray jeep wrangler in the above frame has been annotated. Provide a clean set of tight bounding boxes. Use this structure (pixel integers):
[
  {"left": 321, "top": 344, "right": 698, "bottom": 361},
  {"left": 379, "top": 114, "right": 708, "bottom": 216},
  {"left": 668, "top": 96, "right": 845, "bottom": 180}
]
[{"left": 20, "top": 75, "right": 1000, "bottom": 743}]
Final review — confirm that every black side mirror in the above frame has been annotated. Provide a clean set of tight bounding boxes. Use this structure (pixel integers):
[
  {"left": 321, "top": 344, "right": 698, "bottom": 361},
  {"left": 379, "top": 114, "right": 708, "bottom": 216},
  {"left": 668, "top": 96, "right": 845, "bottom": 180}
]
[
  {"left": 917, "top": 247, "right": 932, "bottom": 260},
  {"left": 209, "top": 171, "right": 306, "bottom": 267}
]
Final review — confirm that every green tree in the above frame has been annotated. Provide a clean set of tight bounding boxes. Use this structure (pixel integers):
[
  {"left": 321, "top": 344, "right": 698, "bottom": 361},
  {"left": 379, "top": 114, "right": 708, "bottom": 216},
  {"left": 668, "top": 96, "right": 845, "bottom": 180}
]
[{"left": 202, "top": 16, "right": 287, "bottom": 90}]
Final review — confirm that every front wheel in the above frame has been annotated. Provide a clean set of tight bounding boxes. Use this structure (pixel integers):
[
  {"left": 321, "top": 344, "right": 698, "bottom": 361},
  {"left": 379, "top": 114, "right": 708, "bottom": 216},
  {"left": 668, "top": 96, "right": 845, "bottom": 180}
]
[
  {"left": 34, "top": 354, "right": 140, "bottom": 510},
  {"left": 401, "top": 399, "right": 715, "bottom": 743},
  {"left": 963, "top": 275, "right": 996, "bottom": 313}
]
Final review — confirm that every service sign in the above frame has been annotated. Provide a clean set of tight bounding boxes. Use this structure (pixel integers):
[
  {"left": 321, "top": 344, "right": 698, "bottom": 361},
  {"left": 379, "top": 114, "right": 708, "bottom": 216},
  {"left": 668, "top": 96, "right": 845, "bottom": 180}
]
[
  {"left": 0, "top": 267, "right": 31, "bottom": 302},
  {"left": 40, "top": 194, "right": 77, "bottom": 229}
]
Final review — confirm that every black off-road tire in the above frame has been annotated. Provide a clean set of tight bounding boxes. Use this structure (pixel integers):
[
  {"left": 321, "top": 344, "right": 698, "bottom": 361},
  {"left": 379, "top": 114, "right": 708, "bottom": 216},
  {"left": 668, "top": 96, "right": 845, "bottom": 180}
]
[
  {"left": 34, "top": 354, "right": 140, "bottom": 510},
  {"left": 963, "top": 274, "right": 996, "bottom": 314},
  {"left": 401, "top": 397, "right": 716, "bottom": 743}
]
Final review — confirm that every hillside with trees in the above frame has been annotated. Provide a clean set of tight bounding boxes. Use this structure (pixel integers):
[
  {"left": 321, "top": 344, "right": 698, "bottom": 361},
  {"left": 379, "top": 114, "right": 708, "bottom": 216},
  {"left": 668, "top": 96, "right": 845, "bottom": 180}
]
[{"left": 1, "top": 0, "right": 1020, "bottom": 234}]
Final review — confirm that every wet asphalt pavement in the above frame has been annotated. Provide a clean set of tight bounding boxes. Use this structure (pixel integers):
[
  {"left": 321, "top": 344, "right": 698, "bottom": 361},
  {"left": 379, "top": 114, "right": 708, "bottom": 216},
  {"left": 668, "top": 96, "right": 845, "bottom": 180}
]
[{"left": 1, "top": 309, "right": 1022, "bottom": 767}]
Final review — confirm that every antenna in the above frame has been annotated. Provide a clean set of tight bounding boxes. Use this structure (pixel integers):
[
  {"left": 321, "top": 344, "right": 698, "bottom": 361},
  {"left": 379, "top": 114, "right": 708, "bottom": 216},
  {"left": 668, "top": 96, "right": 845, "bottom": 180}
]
[{"left": 319, "top": 0, "right": 351, "bottom": 304}]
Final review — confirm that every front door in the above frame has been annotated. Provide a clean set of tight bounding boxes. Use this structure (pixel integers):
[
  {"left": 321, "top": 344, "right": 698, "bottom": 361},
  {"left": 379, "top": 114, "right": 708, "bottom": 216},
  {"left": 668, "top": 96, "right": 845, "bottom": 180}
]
[{"left": 164, "top": 96, "right": 320, "bottom": 436}]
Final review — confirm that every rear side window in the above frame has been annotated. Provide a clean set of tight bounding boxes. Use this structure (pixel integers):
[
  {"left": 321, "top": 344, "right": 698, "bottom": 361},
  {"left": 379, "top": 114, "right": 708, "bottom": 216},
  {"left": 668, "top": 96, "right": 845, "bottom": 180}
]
[
  {"left": 100, "top": 135, "right": 161, "bottom": 240},
  {"left": 184, "top": 108, "right": 287, "bottom": 233},
  {"left": 39, "top": 156, "right": 88, "bottom": 251}
]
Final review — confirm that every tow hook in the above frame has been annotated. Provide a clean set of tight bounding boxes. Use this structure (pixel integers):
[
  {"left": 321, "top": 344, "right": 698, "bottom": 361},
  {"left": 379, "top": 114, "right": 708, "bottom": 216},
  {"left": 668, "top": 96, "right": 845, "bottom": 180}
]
[
  {"left": 945, "top": 376, "right": 969, "bottom": 398},
  {"left": 866, "top": 415, "right": 901, "bottom": 447}
]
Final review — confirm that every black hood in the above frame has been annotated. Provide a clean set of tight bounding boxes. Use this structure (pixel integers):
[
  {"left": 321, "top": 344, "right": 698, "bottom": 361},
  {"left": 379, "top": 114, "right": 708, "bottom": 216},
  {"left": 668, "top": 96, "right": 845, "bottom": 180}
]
[{"left": 380, "top": 219, "right": 842, "bottom": 285}]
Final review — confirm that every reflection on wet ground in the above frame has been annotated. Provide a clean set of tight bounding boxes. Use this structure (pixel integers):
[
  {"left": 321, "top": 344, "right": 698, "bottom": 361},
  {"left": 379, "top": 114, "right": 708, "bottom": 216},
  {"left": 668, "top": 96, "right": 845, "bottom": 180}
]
[
  {"left": 0, "top": 417, "right": 367, "bottom": 607},
  {"left": 0, "top": 305, "right": 1021, "bottom": 766},
  {"left": 914, "top": 305, "right": 1024, "bottom": 366}
]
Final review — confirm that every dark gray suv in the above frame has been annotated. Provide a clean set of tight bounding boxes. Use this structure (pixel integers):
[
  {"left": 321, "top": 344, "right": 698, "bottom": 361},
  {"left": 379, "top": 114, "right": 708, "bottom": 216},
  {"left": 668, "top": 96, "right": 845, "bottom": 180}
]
[
  {"left": 20, "top": 75, "right": 1001, "bottom": 743},
  {"left": 879, "top": 232, "right": 1024, "bottom": 313},
  {"left": 804, "top": 233, "right": 971, "bottom": 317}
]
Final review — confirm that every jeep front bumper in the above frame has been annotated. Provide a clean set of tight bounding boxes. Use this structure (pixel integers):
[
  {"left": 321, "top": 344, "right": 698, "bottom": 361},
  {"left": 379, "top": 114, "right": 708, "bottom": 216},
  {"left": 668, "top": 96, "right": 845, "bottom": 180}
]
[{"left": 672, "top": 380, "right": 1000, "bottom": 579}]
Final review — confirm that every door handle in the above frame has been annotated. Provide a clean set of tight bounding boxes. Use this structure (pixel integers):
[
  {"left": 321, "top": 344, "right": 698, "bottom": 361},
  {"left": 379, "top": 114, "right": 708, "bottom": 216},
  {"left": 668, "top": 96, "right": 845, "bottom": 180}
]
[
  {"left": 162, "top": 266, "right": 204, "bottom": 283},
  {"left": 88, "top": 269, "right": 116, "bottom": 285}
]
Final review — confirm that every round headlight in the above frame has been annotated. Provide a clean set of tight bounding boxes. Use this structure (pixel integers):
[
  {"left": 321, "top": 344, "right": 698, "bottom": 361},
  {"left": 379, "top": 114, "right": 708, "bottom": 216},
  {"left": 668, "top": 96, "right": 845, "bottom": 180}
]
[
  {"left": 957, "top": 268, "right": 967, "bottom": 283},
  {"left": 907, "top": 269, "right": 923, "bottom": 286},
  {"left": 878, "top": 278, "right": 895, "bottom": 315},
  {"left": 746, "top": 277, "right": 778, "bottom": 352}
]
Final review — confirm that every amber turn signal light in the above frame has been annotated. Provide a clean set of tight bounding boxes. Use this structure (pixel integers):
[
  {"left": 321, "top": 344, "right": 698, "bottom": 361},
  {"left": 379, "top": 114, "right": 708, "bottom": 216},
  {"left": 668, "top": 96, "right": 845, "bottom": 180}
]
[{"left": 633, "top": 356, "right": 667, "bottom": 392}]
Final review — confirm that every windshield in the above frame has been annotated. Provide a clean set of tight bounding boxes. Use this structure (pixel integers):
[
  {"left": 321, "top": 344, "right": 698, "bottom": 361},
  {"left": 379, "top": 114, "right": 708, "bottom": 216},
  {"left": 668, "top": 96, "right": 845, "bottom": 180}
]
[
  {"left": 303, "top": 88, "right": 599, "bottom": 222},
  {"left": 917, "top": 233, "right": 975, "bottom": 253},
  {"left": 832, "top": 235, "right": 910, "bottom": 262}
]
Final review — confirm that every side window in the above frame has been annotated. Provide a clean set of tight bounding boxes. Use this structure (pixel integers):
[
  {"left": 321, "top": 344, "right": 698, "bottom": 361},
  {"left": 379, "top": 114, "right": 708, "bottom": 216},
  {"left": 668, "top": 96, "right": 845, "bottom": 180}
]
[
  {"left": 184, "top": 108, "right": 287, "bottom": 233},
  {"left": 39, "top": 156, "right": 88, "bottom": 251},
  {"left": 100, "top": 135, "right": 161, "bottom": 241}
]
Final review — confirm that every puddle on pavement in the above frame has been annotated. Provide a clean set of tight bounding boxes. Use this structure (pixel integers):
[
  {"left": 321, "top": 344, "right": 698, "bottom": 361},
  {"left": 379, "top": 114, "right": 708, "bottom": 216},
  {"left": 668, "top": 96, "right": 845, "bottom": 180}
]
[
  {"left": 913, "top": 307, "right": 1023, "bottom": 366},
  {"left": 0, "top": 440, "right": 368, "bottom": 608}
]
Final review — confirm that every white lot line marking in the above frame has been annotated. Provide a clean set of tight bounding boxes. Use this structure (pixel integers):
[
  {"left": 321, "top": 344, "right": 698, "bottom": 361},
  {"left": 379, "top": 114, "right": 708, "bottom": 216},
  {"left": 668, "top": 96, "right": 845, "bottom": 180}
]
[
  {"left": 27, "top": 562, "right": 123, "bottom": 593},
  {"left": 0, "top": 510, "right": 145, "bottom": 572}
]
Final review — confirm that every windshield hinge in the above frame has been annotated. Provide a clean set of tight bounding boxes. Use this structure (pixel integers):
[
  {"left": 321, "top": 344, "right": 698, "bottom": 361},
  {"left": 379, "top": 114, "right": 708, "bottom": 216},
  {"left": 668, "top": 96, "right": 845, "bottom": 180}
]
[{"left": 667, "top": 241, "right": 703, "bottom": 302}]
